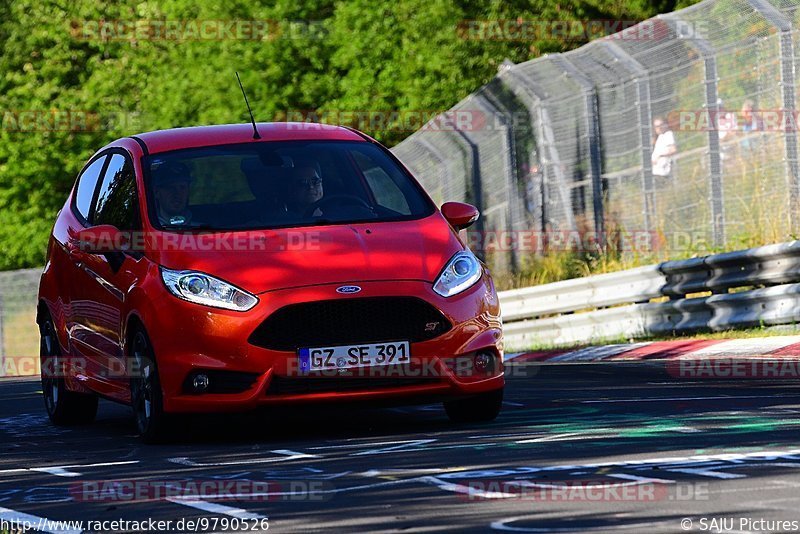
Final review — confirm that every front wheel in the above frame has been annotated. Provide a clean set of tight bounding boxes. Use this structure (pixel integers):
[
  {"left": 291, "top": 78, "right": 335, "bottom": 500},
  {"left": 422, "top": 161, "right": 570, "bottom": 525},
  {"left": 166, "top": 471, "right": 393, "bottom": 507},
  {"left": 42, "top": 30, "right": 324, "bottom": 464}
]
[
  {"left": 444, "top": 388, "right": 503, "bottom": 423},
  {"left": 40, "top": 314, "right": 98, "bottom": 425},
  {"left": 129, "top": 327, "right": 170, "bottom": 443}
]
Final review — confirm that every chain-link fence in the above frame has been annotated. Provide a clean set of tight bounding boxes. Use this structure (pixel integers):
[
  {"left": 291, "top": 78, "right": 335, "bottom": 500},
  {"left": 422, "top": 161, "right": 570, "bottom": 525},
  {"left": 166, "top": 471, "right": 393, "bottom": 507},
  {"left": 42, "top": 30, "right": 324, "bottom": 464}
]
[{"left": 391, "top": 0, "right": 800, "bottom": 275}]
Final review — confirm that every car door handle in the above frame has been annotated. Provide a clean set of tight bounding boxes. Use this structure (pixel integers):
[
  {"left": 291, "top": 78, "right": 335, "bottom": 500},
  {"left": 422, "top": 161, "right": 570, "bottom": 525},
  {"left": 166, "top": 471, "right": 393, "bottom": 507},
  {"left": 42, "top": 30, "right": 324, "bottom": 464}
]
[{"left": 67, "top": 244, "right": 86, "bottom": 268}]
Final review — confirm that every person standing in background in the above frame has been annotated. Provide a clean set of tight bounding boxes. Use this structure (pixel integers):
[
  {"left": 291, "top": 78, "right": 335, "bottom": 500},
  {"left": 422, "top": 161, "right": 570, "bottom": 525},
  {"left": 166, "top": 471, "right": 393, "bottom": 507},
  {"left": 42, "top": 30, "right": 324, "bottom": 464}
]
[
  {"left": 739, "top": 99, "right": 764, "bottom": 153},
  {"left": 652, "top": 116, "right": 677, "bottom": 178}
]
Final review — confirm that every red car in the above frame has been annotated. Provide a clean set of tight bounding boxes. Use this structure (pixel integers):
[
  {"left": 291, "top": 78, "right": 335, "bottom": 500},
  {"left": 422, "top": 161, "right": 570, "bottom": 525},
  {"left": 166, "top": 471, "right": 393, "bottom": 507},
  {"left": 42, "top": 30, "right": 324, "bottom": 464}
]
[{"left": 37, "top": 123, "right": 504, "bottom": 442}]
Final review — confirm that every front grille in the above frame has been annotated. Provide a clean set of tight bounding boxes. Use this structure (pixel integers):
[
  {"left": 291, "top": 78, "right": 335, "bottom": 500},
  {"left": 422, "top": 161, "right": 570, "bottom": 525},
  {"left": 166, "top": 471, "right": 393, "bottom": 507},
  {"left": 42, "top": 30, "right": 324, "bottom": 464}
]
[
  {"left": 266, "top": 375, "right": 441, "bottom": 396},
  {"left": 248, "top": 297, "right": 451, "bottom": 351}
]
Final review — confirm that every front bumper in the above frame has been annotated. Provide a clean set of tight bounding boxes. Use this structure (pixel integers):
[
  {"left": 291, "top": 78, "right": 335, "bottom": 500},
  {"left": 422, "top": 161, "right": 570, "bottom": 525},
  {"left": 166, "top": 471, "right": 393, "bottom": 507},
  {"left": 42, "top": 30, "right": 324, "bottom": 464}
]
[{"left": 141, "top": 274, "right": 503, "bottom": 413}]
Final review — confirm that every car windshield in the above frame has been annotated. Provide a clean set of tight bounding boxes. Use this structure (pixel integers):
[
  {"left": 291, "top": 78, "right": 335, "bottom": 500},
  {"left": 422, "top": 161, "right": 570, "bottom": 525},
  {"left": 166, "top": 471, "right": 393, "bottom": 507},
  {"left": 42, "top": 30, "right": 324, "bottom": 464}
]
[{"left": 143, "top": 140, "right": 434, "bottom": 231}]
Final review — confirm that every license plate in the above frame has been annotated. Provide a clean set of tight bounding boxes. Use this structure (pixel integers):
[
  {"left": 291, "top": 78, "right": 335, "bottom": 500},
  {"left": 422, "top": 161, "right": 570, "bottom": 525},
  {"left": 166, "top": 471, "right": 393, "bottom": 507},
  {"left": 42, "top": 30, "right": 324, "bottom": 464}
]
[{"left": 298, "top": 341, "right": 411, "bottom": 372}]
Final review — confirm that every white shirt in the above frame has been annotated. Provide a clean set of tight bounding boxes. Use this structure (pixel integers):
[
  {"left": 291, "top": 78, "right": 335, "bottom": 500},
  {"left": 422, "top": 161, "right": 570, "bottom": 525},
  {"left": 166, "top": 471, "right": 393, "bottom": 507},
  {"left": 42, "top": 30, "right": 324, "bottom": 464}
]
[
  {"left": 718, "top": 112, "right": 736, "bottom": 141},
  {"left": 652, "top": 130, "right": 676, "bottom": 177}
]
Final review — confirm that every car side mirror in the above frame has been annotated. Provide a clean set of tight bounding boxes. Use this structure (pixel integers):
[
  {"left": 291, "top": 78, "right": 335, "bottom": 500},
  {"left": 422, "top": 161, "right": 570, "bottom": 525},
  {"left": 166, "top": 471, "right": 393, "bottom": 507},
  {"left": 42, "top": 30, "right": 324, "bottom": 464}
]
[
  {"left": 74, "top": 225, "right": 129, "bottom": 254},
  {"left": 441, "top": 202, "right": 479, "bottom": 230}
]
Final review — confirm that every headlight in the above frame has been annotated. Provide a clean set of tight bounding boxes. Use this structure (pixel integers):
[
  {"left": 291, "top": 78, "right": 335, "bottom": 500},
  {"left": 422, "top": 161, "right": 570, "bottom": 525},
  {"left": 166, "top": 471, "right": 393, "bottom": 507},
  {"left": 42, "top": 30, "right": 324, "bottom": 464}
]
[
  {"left": 433, "top": 251, "right": 482, "bottom": 297},
  {"left": 160, "top": 268, "right": 258, "bottom": 311}
]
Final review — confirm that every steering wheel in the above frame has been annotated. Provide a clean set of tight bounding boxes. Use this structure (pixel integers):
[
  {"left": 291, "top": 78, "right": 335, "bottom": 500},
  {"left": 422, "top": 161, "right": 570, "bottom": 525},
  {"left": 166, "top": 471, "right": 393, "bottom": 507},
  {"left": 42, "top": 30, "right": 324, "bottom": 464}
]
[{"left": 302, "top": 194, "right": 374, "bottom": 218}]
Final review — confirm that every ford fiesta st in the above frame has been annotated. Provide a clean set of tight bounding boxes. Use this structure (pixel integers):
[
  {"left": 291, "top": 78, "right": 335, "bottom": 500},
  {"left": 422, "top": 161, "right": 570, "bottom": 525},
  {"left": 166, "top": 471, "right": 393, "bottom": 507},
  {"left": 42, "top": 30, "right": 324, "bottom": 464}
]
[{"left": 37, "top": 122, "right": 504, "bottom": 442}]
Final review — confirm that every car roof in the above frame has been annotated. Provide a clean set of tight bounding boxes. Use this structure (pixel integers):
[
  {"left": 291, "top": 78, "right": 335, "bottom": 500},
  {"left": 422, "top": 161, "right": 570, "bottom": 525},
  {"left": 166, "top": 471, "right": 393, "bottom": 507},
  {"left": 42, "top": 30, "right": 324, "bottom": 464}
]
[{"left": 130, "top": 122, "right": 367, "bottom": 155}]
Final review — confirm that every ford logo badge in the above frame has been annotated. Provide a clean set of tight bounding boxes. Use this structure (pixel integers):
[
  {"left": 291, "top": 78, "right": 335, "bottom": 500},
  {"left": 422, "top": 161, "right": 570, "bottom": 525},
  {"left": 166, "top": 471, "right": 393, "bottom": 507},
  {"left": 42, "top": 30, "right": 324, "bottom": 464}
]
[{"left": 336, "top": 285, "right": 362, "bottom": 294}]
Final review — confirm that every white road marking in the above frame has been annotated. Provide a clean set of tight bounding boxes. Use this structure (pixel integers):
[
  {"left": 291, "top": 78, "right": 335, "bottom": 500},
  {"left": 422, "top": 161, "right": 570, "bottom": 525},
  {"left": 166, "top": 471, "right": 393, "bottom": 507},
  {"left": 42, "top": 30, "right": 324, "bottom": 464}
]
[
  {"left": 351, "top": 439, "right": 437, "bottom": 456},
  {"left": 309, "top": 439, "right": 491, "bottom": 456},
  {"left": 548, "top": 343, "right": 649, "bottom": 362},
  {"left": 420, "top": 476, "right": 517, "bottom": 499},
  {"left": 580, "top": 394, "right": 798, "bottom": 403},
  {"left": 361, "top": 467, "right": 467, "bottom": 477},
  {"left": 664, "top": 467, "right": 747, "bottom": 479},
  {"left": 0, "top": 461, "right": 139, "bottom": 478},
  {"left": 770, "top": 479, "right": 800, "bottom": 488},
  {"left": 606, "top": 473, "right": 676, "bottom": 484},
  {"left": 166, "top": 498, "right": 266, "bottom": 520},
  {"left": 168, "top": 450, "right": 317, "bottom": 467},
  {"left": 684, "top": 336, "right": 800, "bottom": 357},
  {"left": 0, "top": 506, "right": 83, "bottom": 533},
  {"left": 309, "top": 439, "right": 431, "bottom": 450},
  {"left": 515, "top": 431, "right": 617, "bottom": 443}
]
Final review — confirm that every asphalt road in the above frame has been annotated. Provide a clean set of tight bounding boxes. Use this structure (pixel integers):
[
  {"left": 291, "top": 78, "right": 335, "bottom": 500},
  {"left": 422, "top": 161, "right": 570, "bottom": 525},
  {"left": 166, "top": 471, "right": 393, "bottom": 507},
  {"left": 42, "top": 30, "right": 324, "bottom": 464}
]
[{"left": 2, "top": 362, "right": 800, "bottom": 533}]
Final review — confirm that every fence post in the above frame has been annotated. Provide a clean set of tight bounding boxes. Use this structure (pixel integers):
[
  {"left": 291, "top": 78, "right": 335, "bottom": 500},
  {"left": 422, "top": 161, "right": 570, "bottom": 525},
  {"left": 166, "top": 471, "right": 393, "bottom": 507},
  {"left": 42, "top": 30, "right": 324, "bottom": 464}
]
[
  {"left": 501, "top": 69, "right": 549, "bottom": 236},
  {"left": 505, "top": 66, "right": 579, "bottom": 235},
  {"left": 601, "top": 41, "right": 656, "bottom": 235},
  {"left": 475, "top": 91, "right": 520, "bottom": 273},
  {"left": 549, "top": 54, "right": 605, "bottom": 249},
  {"left": 664, "top": 15, "right": 724, "bottom": 247},
  {"left": 449, "top": 128, "right": 485, "bottom": 261},
  {"left": 746, "top": 0, "right": 800, "bottom": 231}
]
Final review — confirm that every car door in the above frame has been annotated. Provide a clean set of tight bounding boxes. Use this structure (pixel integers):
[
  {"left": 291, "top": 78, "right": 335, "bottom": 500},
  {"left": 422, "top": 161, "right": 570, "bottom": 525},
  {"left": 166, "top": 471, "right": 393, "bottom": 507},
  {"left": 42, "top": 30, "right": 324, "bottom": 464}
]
[
  {"left": 63, "top": 154, "right": 109, "bottom": 387},
  {"left": 68, "top": 151, "right": 143, "bottom": 399}
]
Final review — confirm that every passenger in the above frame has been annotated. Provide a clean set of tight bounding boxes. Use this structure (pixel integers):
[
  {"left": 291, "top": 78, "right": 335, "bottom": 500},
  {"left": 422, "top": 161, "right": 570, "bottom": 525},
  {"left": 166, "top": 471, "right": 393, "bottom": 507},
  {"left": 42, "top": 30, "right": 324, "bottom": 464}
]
[{"left": 152, "top": 161, "right": 193, "bottom": 226}]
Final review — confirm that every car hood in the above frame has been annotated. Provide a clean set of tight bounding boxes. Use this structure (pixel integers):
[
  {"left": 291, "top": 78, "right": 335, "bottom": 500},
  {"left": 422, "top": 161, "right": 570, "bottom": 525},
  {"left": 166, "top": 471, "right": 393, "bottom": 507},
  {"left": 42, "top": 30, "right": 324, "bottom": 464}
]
[{"left": 153, "top": 213, "right": 464, "bottom": 295}]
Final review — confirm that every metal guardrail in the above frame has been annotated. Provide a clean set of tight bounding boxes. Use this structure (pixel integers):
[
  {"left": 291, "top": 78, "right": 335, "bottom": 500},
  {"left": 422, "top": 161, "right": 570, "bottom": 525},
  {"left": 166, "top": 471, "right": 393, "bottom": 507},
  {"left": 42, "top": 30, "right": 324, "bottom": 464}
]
[
  {"left": 661, "top": 241, "right": 800, "bottom": 296},
  {"left": 500, "top": 265, "right": 665, "bottom": 321},
  {"left": 499, "top": 241, "right": 800, "bottom": 350}
]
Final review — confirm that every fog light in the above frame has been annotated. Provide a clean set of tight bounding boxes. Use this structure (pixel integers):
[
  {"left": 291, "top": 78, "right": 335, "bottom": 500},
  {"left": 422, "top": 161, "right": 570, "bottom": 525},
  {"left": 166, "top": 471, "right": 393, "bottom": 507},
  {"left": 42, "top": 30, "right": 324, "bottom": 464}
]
[
  {"left": 474, "top": 352, "right": 494, "bottom": 373},
  {"left": 192, "top": 373, "right": 210, "bottom": 393}
]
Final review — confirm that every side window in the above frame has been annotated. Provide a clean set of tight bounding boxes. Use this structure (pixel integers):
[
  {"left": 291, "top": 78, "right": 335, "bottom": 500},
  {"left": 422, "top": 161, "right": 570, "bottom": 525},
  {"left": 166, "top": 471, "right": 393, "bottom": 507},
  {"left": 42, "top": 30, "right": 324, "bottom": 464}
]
[
  {"left": 352, "top": 152, "right": 411, "bottom": 214},
  {"left": 74, "top": 156, "right": 107, "bottom": 221},
  {"left": 93, "top": 154, "right": 140, "bottom": 230}
]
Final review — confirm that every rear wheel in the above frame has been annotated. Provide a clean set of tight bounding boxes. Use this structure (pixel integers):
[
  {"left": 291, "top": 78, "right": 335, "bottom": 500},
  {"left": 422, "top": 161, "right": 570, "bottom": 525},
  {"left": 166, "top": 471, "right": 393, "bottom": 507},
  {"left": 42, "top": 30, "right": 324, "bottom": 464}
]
[
  {"left": 444, "top": 388, "right": 503, "bottom": 423},
  {"left": 39, "top": 314, "right": 98, "bottom": 425},
  {"left": 129, "top": 327, "right": 170, "bottom": 443}
]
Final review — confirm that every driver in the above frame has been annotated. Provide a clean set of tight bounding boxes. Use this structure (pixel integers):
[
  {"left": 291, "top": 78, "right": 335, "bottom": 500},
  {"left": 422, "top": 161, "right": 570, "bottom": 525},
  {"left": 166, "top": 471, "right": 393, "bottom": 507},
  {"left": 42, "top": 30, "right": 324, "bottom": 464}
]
[
  {"left": 286, "top": 160, "right": 323, "bottom": 216},
  {"left": 152, "top": 160, "right": 193, "bottom": 226}
]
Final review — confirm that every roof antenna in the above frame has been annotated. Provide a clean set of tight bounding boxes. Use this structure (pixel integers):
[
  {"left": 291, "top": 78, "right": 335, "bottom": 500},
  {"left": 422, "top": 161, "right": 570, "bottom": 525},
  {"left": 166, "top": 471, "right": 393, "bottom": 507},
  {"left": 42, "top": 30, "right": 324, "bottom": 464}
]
[{"left": 236, "top": 71, "right": 261, "bottom": 139}]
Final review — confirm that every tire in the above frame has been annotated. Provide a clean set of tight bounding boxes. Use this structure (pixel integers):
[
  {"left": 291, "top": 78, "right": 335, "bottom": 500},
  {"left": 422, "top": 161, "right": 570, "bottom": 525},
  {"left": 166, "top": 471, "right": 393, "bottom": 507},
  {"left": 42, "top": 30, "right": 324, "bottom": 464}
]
[
  {"left": 444, "top": 388, "right": 503, "bottom": 423},
  {"left": 129, "top": 326, "right": 171, "bottom": 443},
  {"left": 40, "top": 314, "right": 98, "bottom": 425}
]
